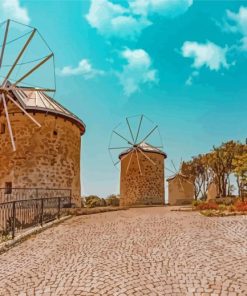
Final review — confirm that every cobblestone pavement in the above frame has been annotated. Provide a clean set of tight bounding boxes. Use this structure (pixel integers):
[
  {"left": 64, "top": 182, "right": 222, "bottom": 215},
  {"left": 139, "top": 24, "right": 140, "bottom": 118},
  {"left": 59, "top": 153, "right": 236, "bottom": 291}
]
[{"left": 0, "top": 208, "right": 247, "bottom": 296}]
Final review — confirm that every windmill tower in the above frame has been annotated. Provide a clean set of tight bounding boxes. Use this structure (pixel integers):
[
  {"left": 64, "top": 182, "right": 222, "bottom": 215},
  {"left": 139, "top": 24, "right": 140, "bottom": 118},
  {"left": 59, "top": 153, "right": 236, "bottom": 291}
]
[
  {"left": 0, "top": 20, "right": 86, "bottom": 206},
  {"left": 166, "top": 160, "right": 194, "bottom": 205},
  {"left": 109, "top": 115, "right": 167, "bottom": 206}
]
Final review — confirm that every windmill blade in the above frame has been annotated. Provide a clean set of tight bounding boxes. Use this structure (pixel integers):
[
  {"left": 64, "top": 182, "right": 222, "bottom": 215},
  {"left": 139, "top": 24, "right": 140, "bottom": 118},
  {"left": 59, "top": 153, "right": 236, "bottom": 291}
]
[
  {"left": 134, "top": 114, "right": 143, "bottom": 144},
  {"left": 0, "top": 19, "right": 10, "bottom": 68},
  {"left": 113, "top": 150, "right": 132, "bottom": 166},
  {"left": 11, "top": 87, "right": 56, "bottom": 93},
  {"left": 171, "top": 160, "right": 178, "bottom": 173},
  {"left": 12, "top": 53, "right": 54, "bottom": 87},
  {"left": 126, "top": 117, "right": 135, "bottom": 143},
  {"left": 135, "top": 149, "right": 142, "bottom": 175},
  {"left": 113, "top": 130, "right": 133, "bottom": 145},
  {"left": 178, "top": 175, "right": 185, "bottom": 193},
  {"left": 1, "top": 93, "right": 16, "bottom": 151},
  {"left": 109, "top": 147, "right": 131, "bottom": 150},
  {"left": 7, "top": 94, "right": 41, "bottom": 128},
  {"left": 137, "top": 147, "right": 156, "bottom": 166},
  {"left": 165, "top": 167, "right": 177, "bottom": 174},
  {"left": 138, "top": 125, "right": 158, "bottom": 145},
  {"left": 183, "top": 177, "right": 194, "bottom": 186},
  {"left": 3, "top": 29, "right": 36, "bottom": 86},
  {"left": 126, "top": 150, "right": 134, "bottom": 174}
]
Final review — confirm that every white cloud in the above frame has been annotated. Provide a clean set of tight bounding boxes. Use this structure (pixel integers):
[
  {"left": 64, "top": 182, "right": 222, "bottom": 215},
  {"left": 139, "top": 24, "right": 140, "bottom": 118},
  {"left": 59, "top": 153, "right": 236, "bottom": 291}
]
[
  {"left": 185, "top": 70, "right": 199, "bottom": 86},
  {"left": 85, "top": 0, "right": 150, "bottom": 39},
  {"left": 226, "top": 6, "right": 247, "bottom": 36},
  {"left": 118, "top": 48, "right": 158, "bottom": 96},
  {"left": 86, "top": 0, "right": 193, "bottom": 39},
  {"left": 241, "top": 36, "right": 247, "bottom": 51},
  {"left": 181, "top": 41, "right": 229, "bottom": 71},
  {"left": 0, "top": 0, "right": 30, "bottom": 24},
  {"left": 58, "top": 59, "right": 104, "bottom": 79},
  {"left": 225, "top": 6, "right": 247, "bottom": 52},
  {"left": 129, "top": 0, "right": 193, "bottom": 18}
]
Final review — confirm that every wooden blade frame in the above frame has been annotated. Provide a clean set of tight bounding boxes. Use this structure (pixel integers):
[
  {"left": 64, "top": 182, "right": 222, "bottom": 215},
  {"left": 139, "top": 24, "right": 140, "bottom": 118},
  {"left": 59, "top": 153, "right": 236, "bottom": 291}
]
[
  {"left": 137, "top": 147, "right": 156, "bottom": 166},
  {"left": 10, "top": 87, "right": 55, "bottom": 93},
  {"left": 3, "top": 29, "right": 36, "bottom": 86},
  {"left": 113, "top": 130, "right": 133, "bottom": 146},
  {"left": 138, "top": 125, "right": 158, "bottom": 145},
  {"left": 1, "top": 93, "right": 16, "bottom": 151},
  {"left": 7, "top": 94, "right": 41, "bottom": 127},
  {"left": 135, "top": 115, "right": 143, "bottom": 144},
  {"left": 126, "top": 150, "right": 134, "bottom": 175},
  {"left": 126, "top": 117, "right": 135, "bottom": 143},
  {"left": 0, "top": 20, "right": 10, "bottom": 68},
  {"left": 135, "top": 149, "right": 142, "bottom": 175},
  {"left": 13, "top": 53, "right": 53, "bottom": 87}
]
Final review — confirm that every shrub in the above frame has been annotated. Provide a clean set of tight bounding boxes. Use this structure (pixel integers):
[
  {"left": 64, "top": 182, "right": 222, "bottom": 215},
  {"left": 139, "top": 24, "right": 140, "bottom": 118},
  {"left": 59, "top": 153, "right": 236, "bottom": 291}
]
[
  {"left": 85, "top": 195, "right": 102, "bottom": 208},
  {"left": 215, "top": 197, "right": 235, "bottom": 206},
  {"left": 218, "top": 204, "right": 226, "bottom": 212},
  {"left": 106, "top": 194, "right": 120, "bottom": 207},
  {"left": 234, "top": 200, "right": 247, "bottom": 212},
  {"left": 196, "top": 201, "right": 219, "bottom": 210},
  {"left": 192, "top": 200, "right": 201, "bottom": 207}
]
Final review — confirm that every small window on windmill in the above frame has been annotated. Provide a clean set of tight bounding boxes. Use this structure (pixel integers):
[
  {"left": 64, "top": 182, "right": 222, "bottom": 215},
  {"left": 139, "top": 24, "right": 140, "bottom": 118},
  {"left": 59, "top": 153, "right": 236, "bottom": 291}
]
[
  {"left": 5, "top": 182, "right": 12, "bottom": 194},
  {"left": 0, "top": 123, "right": 5, "bottom": 134},
  {"left": 53, "top": 130, "right": 58, "bottom": 136}
]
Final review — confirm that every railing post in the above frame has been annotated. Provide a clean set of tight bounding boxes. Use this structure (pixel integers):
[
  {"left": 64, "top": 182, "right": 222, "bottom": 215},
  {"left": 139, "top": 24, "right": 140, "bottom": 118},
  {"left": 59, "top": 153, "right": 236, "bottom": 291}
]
[
  {"left": 36, "top": 188, "right": 38, "bottom": 199},
  {"left": 58, "top": 197, "right": 61, "bottom": 219},
  {"left": 70, "top": 189, "right": 72, "bottom": 208},
  {"left": 40, "top": 199, "right": 44, "bottom": 226},
  {"left": 12, "top": 201, "right": 16, "bottom": 239}
]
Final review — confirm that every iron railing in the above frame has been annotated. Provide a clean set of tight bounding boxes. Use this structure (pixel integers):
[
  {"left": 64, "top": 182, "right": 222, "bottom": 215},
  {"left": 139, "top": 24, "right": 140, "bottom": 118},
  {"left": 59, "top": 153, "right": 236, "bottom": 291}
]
[
  {"left": 0, "top": 188, "right": 71, "bottom": 203},
  {"left": 0, "top": 196, "right": 71, "bottom": 240}
]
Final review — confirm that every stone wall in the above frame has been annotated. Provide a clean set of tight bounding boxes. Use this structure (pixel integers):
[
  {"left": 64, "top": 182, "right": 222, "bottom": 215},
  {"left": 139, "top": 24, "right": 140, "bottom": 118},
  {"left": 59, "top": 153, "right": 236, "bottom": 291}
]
[
  {"left": 0, "top": 101, "right": 82, "bottom": 206},
  {"left": 120, "top": 151, "right": 165, "bottom": 206},
  {"left": 168, "top": 176, "right": 194, "bottom": 205}
]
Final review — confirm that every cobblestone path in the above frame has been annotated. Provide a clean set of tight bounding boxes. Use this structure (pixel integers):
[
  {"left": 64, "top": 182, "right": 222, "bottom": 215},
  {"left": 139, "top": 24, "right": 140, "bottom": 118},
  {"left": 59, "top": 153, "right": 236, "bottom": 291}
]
[{"left": 0, "top": 208, "right": 247, "bottom": 296}]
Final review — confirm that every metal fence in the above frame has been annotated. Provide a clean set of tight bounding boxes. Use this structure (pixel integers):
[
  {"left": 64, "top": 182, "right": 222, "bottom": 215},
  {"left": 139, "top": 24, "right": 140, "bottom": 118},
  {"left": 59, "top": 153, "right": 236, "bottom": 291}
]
[
  {"left": 0, "top": 188, "right": 71, "bottom": 203},
  {"left": 0, "top": 196, "right": 71, "bottom": 240}
]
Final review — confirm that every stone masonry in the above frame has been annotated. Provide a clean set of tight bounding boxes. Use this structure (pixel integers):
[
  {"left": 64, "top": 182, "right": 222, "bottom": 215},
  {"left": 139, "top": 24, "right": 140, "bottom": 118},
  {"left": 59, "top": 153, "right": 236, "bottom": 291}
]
[
  {"left": 0, "top": 100, "right": 84, "bottom": 206},
  {"left": 120, "top": 149, "right": 166, "bottom": 206}
]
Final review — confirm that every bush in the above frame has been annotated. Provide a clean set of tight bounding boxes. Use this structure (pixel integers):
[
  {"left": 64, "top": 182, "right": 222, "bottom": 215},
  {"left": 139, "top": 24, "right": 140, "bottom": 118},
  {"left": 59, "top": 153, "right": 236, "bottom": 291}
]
[
  {"left": 106, "top": 194, "right": 120, "bottom": 207},
  {"left": 214, "top": 197, "right": 235, "bottom": 206},
  {"left": 234, "top": 200, "right": 247, "bottom": 212},
  {"left": 192, "top": 200, "right": 202, "bottom": 207},
  {"left": 85, "top": 195, "right": 102, "bottom": 208},
  {"left": 196, "top": 201, "right": 219, "bottom": 210}
]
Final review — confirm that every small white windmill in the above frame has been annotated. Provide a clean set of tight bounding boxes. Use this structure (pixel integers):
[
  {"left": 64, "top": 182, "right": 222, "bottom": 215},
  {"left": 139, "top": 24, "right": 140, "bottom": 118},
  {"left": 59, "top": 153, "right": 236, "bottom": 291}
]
[{"left": 0, "top": 19, "right": 56, "bottom": 152}]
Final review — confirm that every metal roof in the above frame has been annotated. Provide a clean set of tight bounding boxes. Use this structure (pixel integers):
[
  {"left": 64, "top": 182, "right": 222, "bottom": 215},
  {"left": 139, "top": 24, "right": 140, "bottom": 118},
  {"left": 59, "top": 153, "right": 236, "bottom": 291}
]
[
  {"left": 167, "top": 173, "right": 188, "bottom": 182},
  {"left": 10, "top": 86, "right": 86, "bottom": 134},
  {"left": 119, "top": 142, "right": 167, "bottom": 159}
]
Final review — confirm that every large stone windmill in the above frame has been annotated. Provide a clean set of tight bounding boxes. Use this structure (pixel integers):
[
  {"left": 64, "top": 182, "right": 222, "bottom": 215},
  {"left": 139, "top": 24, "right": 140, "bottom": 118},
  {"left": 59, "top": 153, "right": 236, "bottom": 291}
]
[
  {"left": 109, "top": 115, "right": 167, "bottom": 206},
  {"left": 0, "top": 20, "right": 86, "bottom": 206}
]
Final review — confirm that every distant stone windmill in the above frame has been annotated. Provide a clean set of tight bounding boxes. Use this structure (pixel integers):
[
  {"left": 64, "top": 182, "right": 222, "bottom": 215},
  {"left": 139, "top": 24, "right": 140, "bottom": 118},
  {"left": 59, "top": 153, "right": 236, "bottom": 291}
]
[
  {"left": 109, "top": 115, "right": 167, "bottom": 206},
  {"left": 166, "top": 160, "right": 195, "bottom": 205}
]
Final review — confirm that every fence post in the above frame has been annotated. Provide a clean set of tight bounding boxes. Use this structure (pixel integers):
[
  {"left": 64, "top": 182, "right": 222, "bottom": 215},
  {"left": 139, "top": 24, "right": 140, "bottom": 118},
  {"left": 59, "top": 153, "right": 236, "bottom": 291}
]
[
  {"left": 40, "top": 199, "right": 44, "bottom": 226},
  {"left": 58, "top": 197, "right": 61, "bottom": 219},
  {"left": 70, "top": 189, "right": 72, "bottom": 208},
  {"left": 12, "top": 201, "right": 16, "bottom": 239}
]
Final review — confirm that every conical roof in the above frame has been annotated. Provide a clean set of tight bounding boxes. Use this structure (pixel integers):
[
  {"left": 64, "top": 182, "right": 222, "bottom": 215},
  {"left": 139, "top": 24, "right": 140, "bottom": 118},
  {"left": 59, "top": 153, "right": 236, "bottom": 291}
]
[
  {"left": 6, "top": 85, "right": 86, "bottom": 135},
  {"left": 119, "top": 142, "right": 167, "bottom": 159}
]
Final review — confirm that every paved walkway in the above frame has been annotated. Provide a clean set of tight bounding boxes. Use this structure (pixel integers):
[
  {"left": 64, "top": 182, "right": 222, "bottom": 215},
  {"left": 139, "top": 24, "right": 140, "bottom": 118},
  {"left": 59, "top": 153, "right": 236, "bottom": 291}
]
[{"left": 0, "top": 208, "right": 247, "bottom": 296}]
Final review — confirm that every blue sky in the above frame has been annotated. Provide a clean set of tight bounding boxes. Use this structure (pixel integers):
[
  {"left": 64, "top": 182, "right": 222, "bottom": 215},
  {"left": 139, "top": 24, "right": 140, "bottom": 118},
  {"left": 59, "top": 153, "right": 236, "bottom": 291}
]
[{"left": 0, "top": 0, "right": 247, "bottom": 197}]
